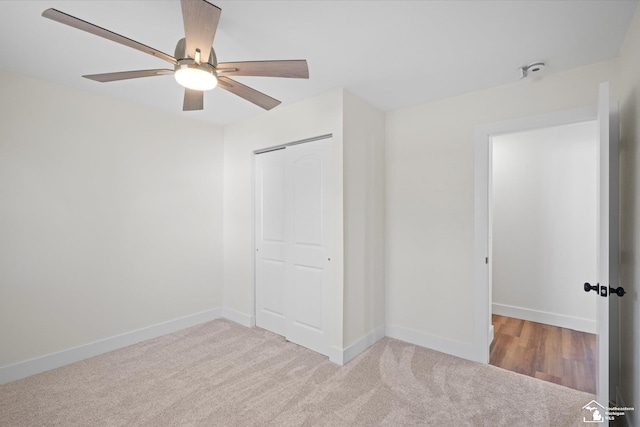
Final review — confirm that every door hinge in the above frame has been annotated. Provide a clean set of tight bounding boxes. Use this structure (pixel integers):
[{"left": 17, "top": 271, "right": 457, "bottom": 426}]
[{"left": 485, "top": 257, "right": 488, "bottom": 264}]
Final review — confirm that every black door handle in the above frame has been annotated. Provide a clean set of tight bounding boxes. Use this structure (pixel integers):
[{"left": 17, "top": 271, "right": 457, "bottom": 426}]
[
  {"left": 584, "top": 282, "right": 598, "bottom": 293},
  {"left": 610, "top": 286, "right": 626, "bottom": 297},
  {"left": 583, "top": 282, "right": 625, "bottom": 297}
]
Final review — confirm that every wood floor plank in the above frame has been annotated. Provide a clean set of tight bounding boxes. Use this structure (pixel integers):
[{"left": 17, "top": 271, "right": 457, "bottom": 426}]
[
  {"left": 503, "top": 316, "right": 525, "bottom": 337},
  {"left": 489, "top": 314, "right": 596, "bottom": 393},
  {"left": 561, "top": 328, "right": 575, "bottom": 358},
  {"left": 518, "top": 319, "right": 534, "bottom": 348},
  {"left": 546, "top": 326, "right": 563, "bottom": 378}
]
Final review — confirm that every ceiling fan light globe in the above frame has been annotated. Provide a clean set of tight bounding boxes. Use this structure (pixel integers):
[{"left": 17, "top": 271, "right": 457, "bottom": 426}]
[{"left": 174, "top": 65, "right": 218, "bottom": 91}]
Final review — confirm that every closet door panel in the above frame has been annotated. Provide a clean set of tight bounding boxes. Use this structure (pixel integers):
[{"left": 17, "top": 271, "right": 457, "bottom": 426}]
[
  {"left": 285, "top": 139, "right": 332, "bottom": 355},
  {"left": 291, "top": 265, "right": 324, "bottom": 331},
  {"left": 255, "top": 149, "right": 287, "bottom": 336},
  {"left": 293, "top": 156, "right": 323, "bottom": 245}
]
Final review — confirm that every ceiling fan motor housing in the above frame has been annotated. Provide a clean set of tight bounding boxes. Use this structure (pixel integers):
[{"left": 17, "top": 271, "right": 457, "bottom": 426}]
[
  {"left": 173, "top": 38, "right": 219, "bottom": 91},
  {"left": 174, "top": 38, "right": 217, "bottom": 66}
]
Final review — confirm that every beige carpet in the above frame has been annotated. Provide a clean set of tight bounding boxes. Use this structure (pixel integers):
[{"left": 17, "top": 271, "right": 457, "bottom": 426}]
[{"left": 0, "top": 319, "right": 594, "bottom": 426}]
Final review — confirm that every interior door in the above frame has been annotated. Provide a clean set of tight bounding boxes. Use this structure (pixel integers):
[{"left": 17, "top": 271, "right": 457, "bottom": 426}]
[
  {"left": 284, "top": 139, "right": 333, "bottom": 356},
  {"left": 596, "top": 81, "right": 618, "bottom": 411},
  {"left": 255, "top": 148, "right": 287, "bottom": 336}
]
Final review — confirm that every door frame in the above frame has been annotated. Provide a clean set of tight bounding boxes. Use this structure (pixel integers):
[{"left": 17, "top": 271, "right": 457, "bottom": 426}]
[{"left": 473, "top": 106, "right": 597, "bottom": 364}]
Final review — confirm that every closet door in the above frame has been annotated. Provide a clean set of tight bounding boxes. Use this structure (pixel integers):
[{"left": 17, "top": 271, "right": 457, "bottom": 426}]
[
  {"left": 254, "top": 138, "right": 332, "bottom": 357},
  {"left": 255, "top": 149, "right": 287, "bottom": 336},
  {"left": 284, "top": 139, "right": 333, "bottom": 356}
]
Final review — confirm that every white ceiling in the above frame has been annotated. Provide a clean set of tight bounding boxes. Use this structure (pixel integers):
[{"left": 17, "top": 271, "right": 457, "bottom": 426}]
[{"left": 0, "top": 0, "right": 637, "bottom": 126}]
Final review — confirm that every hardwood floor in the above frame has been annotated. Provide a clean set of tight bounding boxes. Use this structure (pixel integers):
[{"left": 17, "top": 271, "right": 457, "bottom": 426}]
[{"left": 489, "top": 314, "right": 596, "bottom": 394}]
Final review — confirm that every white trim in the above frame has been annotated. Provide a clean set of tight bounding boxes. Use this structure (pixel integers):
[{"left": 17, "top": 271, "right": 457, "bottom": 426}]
[
  {"left": 493, "top": 303, "right": 596, "bottom": 334},
  {"left": 329, "top": 347, "right": 344, "bottom": 365},
  {"left": 385, "top": 323, "right": 477, "bottom": 362},
  {"left": 474, "top": 124, "right": 492, "bottom": 364},
  {"left": 473, "top": 106, "right": 598, "bottom": 365},
  {"left": 253, "top": 134, "right": 333, "bottom": 154},
  {"left": 342, "top": 325, "right": 386, "bottom": 365},
  {"left": 488, "top": 325, "right": 494, "bottom": 347},
  {"left": 475, "top": 106, "right": 597, "bottom": 139},
  {"left": 222, "top": 307, "right": 255, "bottom": 328},
  {"left": 0, "top": 308, "right": 223, "bottom": 385},
  {"left": 250, "top": 148, "right": 259, "bottom": 335}
]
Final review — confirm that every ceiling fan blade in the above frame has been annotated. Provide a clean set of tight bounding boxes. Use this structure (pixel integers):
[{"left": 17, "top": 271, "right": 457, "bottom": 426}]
[
  {"left": 216, "top": 60, "right": 309, "bottom": 78},
  {"left": 42, "top": 8, "right": 176, "bottom": 65},
  {"left": 183, "top": 88, "right": 204, "bottom": 111},
  {"left": 83, "top": 69, "right": 174, "bottom": 83},
  {"left": 217, "top": 77, "right": 281, "bottom": 110},
  {"left": 180, "top": 0, "right": 221, "bottom": 63}
]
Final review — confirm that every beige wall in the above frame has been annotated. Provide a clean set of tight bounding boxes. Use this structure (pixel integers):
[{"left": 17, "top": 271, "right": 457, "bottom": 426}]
[
  {"left": 223, "top": 89, "right": 386, "bottom": 354},
  {"left": 616, "top": 5, "right": 640, "bottom": 423},
  {"left": 385, "top": 60, "right": 617, "bottom": 350},
  {"left": 223, "top": 89, "right": 345, "bottom": 348},
  {"left": 0, "top": 71, "right": 224, "bottom": 367},
  {"left": 342, "top": 91, "right": 385, "bottom": 347}
]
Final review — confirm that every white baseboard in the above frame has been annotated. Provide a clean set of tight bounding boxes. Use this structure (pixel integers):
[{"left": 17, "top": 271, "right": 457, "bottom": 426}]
[
  {"left": 222, "top": 307, "right": 255, "bottom": 328},
  {"left": 2, "top": 305, "right": 596, "bottom": 387},
  {"left": 492, "top": 303, "right": 596, "bottom": 333},
  {"left": 344, "top": 325, "right": 386, "bottom": 364},
  {"left": 0, "top": 308, "right": 224, "bottom": 385},
  {"left": 329, "top": 347, "right": 344, "bottom": 365},
  {"left": 330, "top": 325, "right": 386, "bottom": 366},
  {"left": 489, "top": 325, "right": 494, "bottom": 346},
  {"left": 385, "top": 323, "right": 478, "bottom": 362}
]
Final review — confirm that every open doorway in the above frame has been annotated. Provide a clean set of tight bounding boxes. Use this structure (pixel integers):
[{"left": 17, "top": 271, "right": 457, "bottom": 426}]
[{"left": 487, "top": 121, "right": 598, "bottom": 393}]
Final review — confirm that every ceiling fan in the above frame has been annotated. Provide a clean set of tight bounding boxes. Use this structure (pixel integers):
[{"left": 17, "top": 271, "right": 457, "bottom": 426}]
[{"left": 42, "top": 0, "right": 309, "bottom": 111}]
